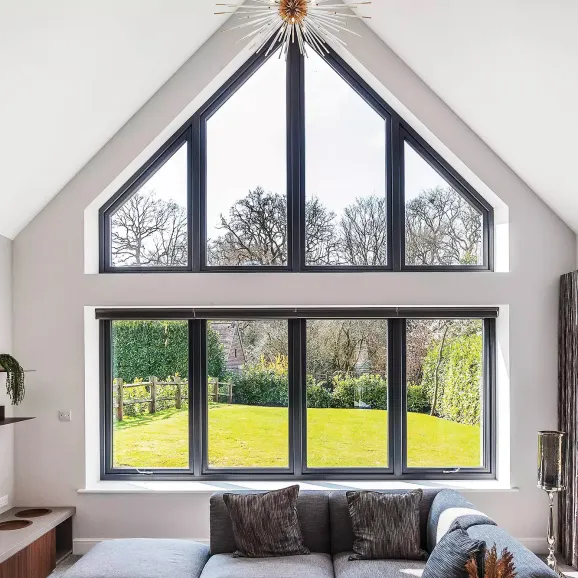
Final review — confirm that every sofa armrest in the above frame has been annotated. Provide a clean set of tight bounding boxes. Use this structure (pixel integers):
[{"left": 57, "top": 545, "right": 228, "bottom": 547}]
[
  {"left": 467, "top": 525, "right": 557, "bottom": 578},
  {"left": 427, "top": 489, "right": 494, "bottom": 551}
]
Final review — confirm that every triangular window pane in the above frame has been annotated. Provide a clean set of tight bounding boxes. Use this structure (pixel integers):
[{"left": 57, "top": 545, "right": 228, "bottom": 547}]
[
  {"left": 111, "top": 143, "right": 188, "bottom": 268},
  {"left": 206, "top": 55, "right": 287, "bottom": 267},
  {"left": 404, "top": 142, "right": 483, "bottom": 266},
  {"left": 305, "top": 50, "right": 387, "bottom": 267}
]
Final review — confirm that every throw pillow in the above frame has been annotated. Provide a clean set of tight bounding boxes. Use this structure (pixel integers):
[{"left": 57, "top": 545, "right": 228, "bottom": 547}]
[
  {"left": 346, "top": 489, "right": 427, "bottom": 560},
  {"left": 422, "top": 527, "right": 486, "bottom": 578},
  {"left": 222, "top": 485, "right": 310, "bottom": 558}
]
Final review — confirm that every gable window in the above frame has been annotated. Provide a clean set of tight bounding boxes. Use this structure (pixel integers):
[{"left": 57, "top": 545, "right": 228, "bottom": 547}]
[
  {"left": 99, "top": 43, "right": 493, "bottom": 273},
  {"left": 98, "top": 307, "right": 496, "bottom": 480}
]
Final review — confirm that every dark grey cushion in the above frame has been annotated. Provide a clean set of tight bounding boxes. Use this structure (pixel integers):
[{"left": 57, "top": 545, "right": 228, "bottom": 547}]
[
  {"left": 346, "top": 490, "right": 426, "bottom": 560},
  {"left": 210, "top": 490, "right": 330, "bottom": 554},
  {"left": 63, "top": 539, "right": 210, "bottom": 578},
  {"left": 200, "top": 553, "right": 334, "bottom": 578},
  {"left": 467, "top": 524, "right": 558, "bottom": 578},
  {"left": 333, "top": 552, "right": 426, "bottom": 578},
  {"left": 222, "top": 485, "right": 309, "bottom": 558},
  {"left": 426, "top": 489, "right": 494, "bottom": 552},
  {"left": 329, "top": 489, "right": 440, "bottom": 555},
  {"left": 422, "top": 528, "right": 485, "bottom": 578}
]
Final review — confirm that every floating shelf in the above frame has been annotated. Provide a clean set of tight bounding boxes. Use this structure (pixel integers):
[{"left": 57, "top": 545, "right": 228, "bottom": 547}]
[
  {"left": 0, "top": 370, "right": 35, "bottom": 373},
  {"left": 0, "top": 418, "right": 35, "bottom": 427}
]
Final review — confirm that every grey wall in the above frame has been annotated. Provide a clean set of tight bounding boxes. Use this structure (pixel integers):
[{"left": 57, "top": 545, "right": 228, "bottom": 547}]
[
  {"left": 0, "top": 234, "right": 13, "bottom": 513},
  {"left": 10, "top": 18, "right": 576, "bottom": 552}
]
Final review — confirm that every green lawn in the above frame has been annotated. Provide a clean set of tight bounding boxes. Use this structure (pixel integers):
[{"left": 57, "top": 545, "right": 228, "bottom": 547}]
[{"left": 113, "top": 405, "right": 481, "bottom": 469}]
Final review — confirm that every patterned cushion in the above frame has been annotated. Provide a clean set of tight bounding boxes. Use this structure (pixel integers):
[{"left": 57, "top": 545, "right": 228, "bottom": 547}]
[
  {"left": 223, "top": 485, "right": 310, "bottom": 558},
  {"left": 346, "top": 489, "right": 427, "bottom": 560},
  {"left": 422, "top": 528, "right": 485, "bottom": 578}
]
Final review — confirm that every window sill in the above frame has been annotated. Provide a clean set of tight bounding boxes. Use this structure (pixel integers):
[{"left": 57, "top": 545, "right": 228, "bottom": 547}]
[{"left": 78, "top": 480, "right": 517, "bottom": 495}]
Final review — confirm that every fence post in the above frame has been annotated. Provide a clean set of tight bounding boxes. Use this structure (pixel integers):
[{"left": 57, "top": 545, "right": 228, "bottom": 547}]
[
  {"left": 228, "top": 382, "right": 233, "bottom": 405},
  {"left": 174, "top": 376, "right": 182, "bottom": 410},
  {"left": 150, "top": 377, "right": 157, "bottom": 414},
  {"left": 114, "top": 378, "right": 124, "bottom": 421}
]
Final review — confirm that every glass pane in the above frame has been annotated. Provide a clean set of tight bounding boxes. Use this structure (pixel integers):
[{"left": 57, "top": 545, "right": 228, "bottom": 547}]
[
  {"left": 207, "top": 320, "right": 289, "bottom": 468},
  {"left": 305, "top": 51, "right": 387, "bottom": 266},
  {"left": 111, "top": 144, "right": 188, "bottom": 267},
  {"left": 206, "top": 56, "right": 287, "bottom": 266},
  {"left": 111, "top": 320, "right": 189, "bottom": 469},
  {"left": 306, "top": 319, "right": 388, "bottom": 468},
  {"left": 404, "top": 142, "right": 483, "bottom": 266},
  {"left": 406, "top": 319, "right": 484, "bottom": 468}
]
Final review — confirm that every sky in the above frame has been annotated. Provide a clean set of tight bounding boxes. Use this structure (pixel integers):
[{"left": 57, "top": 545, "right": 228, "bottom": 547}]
[{"left": 121, "top": 48, "right": 452, "bottom": 240}]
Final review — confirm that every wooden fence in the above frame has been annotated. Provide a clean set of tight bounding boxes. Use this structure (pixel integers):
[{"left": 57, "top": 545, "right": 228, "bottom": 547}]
[{"left": 113, "top": 377, "right": 233, "bottom": 421}]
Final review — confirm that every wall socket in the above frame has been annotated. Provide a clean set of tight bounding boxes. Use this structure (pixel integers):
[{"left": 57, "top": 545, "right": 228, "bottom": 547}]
[
  {"left": 0, "top": 495, "right": 8, "bottom": 509},
  {"left": 58, "top": 410, "right": 71, "bottom": 422}
]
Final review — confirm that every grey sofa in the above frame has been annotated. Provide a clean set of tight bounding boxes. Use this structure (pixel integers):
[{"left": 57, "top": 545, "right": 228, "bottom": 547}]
[
  {"left": 64, "top": 489, "right": 556, "bottom": 578},
  {"left": 202, "top": 489, "right": 557, "bottom": 578}
]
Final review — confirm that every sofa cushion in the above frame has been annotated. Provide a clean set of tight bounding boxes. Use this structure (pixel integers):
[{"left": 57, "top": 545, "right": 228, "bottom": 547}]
[
  {"left": 200, "top": 553, "right": 334, "bottom": 578},
  {"left": 329, "top": 489, "right": 440, "bottom": 555},
  {"left": 63, "top": 539, "right": 210, "bottom": 578},
  {"left": 421, "top": 527, "right": 485, "bottom": 578},
  {"left": 467, "top": 524, "right": 558, "bottom": 578},
  {"left": 210, "top": 490, "right": 330, "bottom": 554},
  {"left": 222, "top": 485, "right": 309, "bottom": 558},
  {"left": 346, "top": 490, "right": 426, "bottom": 560},
  {"left": 333, "top": 552, "right": 426, "bottom": 578}
]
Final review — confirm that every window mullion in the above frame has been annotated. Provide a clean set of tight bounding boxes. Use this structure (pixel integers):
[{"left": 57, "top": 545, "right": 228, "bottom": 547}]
[
  {"left": 287, "top": 41, "right": 305, "bottom": 272},
  {"left": 388, "top": 318, "right": 404, "bottom": 476},
  {"left": 191, "top": 320, "right": 203, "bottom": 476},
  {"left": 391, "top": 116, "right": 403, "bottom": 271},
  {"left": 290, "top": 319, "right": 305, "bottom": 475},
  {"left": 192, "top": 116, "right": 202, "bottom": 272}
]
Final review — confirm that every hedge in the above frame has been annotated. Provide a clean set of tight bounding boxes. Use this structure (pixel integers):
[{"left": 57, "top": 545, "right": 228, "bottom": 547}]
[
  {"left": 421, "top": 333, "right": 482, "bottom": 425},
  {"left": 112, "top": 320, "right": 227, "bottom": 384}
]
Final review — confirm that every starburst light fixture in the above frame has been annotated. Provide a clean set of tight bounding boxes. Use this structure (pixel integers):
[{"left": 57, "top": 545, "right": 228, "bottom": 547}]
[{"left": 216, "top": 1, "right": 371, "bottom": 57}]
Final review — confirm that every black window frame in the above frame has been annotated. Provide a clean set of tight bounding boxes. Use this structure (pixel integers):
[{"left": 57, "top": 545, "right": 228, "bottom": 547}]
[
  {"left": 99, "top": 307, "right": 497, "bottom": 481},
  {"left": 99, "top": 42, "right": 494, "bottom": 273}
]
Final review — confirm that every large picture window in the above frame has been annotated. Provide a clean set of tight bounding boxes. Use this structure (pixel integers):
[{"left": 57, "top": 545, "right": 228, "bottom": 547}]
[
  {"left": 99, "top": 43, "right": 493, "bottom": 273},
  {"left": 99, "top": 308, "right": 496, "bottom": 480}
]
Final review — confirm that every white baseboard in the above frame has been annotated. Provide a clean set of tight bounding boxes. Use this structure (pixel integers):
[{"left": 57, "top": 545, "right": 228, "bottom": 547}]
[
  {"left": 74, "top": 537, "right": 547, "bottom": 556},
  {"left": 73, "top": 538, "right": 209, "bottom": 556}
]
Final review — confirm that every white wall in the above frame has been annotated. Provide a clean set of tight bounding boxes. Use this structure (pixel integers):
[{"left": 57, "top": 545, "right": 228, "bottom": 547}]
[
  {"left": 0, "top": 234, "right": 14, "bottom": 513},
  {"left": 11, "top": 19, "right": 575, "bottom": 552}
]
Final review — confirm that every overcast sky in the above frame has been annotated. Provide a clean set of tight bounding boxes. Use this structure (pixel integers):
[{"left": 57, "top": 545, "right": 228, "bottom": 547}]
[{"left": 128, "top": 49, "right": 450, "bottom": 239}]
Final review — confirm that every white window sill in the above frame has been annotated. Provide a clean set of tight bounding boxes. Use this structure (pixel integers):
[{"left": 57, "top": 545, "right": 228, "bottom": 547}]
[{"left": 78, "top": 480, "right": 517, "bottom": 495}]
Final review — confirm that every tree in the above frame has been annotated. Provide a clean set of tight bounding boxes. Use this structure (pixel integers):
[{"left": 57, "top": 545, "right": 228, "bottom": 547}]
[
  {"left": 207, "top": 324, "right": 227, "bottom": 380},
  {"left": 207, "top": 187, "right": 340, "bottom": 266},
  {"left": 340, "top": 196, "right": 387, "bottom": 266},
  {"left": 405, "top": 186, "right": 482, "bottom": 266},
  {"left": 111, "top": 191, "right": 187, "bottom": 266}
]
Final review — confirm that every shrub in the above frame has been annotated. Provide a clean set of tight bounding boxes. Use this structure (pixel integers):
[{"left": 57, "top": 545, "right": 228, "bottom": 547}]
[
  {"left": 406, "top": 383, "right": 430, "bottom": 413},
  {"left": 231, "top": 365, "right": 288, "bottom": 407},
  {"left": 421, "top": 333, "right": 482, "bottom": 425},
  {"left": 306, "top": 379, "right": 333, "bottom": 408},
  {"left": 331, "top": 374, "right": 387, "bottom": 410}
]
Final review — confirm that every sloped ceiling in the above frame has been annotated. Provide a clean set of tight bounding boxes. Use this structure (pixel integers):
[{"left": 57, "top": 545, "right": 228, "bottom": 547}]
[
  {"left": 1, "top": 1, "right": 577, "bottom": 238},
  {"left": 345, "top": 0, "right": 578, "bottom": 231}
]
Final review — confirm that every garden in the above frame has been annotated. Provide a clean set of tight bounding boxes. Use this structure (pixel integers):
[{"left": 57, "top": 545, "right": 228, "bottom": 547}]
[{"left": 111, "top": 319, "right": 484, "bottom": 470}]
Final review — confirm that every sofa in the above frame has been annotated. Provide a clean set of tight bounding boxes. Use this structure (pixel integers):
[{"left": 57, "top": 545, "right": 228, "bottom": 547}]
[{"left": 64, "top": 489, "right": 557, "bottom": 578}]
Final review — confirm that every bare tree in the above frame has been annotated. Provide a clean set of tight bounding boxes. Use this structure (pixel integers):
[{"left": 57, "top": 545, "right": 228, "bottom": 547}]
[
  {"left": 340, "top": 196, "right": 387, "bottom": 266},
  {"left": 208, "top": 187, "right": 339, "bottom": 266},
  {"left": 405, "top": 186, "right": 482, "bottom": 266},
  {"left": 111, "top": 192, "right": 188, "bottom": 266}
]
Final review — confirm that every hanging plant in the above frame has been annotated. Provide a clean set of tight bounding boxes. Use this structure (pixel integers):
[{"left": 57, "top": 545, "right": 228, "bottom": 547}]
[{"left": 0, "top": 354, "right": 26, "bottom": 406}]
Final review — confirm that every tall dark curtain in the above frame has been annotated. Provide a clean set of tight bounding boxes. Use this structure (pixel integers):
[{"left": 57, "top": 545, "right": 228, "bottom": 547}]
[{"left": 559, "top": 271, "right": 578, "bottom": 566}]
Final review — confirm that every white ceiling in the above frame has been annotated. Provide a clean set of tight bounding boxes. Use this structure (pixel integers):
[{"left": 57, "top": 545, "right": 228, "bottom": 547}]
[
  {"left": 345, "top": 0, "right": 578, "bottom": 231},
  {"left": 0, "top": 0, "right": 230, "bottom": 239},
  {"left": 1, "top": 1, "right": 577, "bottom": 238}
]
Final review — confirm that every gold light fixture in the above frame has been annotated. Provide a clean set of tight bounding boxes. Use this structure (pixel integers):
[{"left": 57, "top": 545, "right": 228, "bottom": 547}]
[{"left": 216, "top": 1, "right": 371, "bottom": 57}]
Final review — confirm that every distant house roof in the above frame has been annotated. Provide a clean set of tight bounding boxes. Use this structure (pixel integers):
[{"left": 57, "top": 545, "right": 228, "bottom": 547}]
[{"left": 210, "top": 322, "right": 246, "bottom": 372}]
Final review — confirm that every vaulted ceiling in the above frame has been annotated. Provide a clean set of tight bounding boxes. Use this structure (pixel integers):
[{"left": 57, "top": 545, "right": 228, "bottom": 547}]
[{"left": 1, "top": 0, "right": 577, "bottom": 239}]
